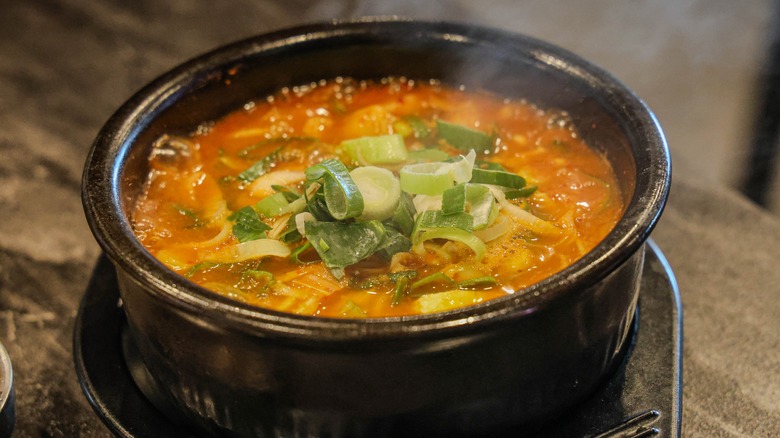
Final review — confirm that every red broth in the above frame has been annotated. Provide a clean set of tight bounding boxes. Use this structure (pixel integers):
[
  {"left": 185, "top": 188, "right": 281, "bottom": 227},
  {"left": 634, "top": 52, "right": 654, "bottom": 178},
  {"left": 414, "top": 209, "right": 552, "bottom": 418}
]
[{"left": 131, "top": 78, "right": 623, "bottom": 317}]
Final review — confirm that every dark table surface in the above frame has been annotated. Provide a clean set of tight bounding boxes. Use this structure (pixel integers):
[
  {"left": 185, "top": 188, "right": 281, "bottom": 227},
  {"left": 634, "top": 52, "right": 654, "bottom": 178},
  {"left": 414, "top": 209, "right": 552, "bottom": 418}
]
[{"left": 1, "top": 1, "right": 779, "bottom": 437}]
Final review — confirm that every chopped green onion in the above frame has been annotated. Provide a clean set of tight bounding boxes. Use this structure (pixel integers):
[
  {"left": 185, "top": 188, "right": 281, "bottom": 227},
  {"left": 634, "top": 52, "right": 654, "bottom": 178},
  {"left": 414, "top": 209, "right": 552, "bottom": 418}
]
[
  {"left": 305, "top": 220, "right": 386, "bottom": 277},
  {"left": 305, "top": 190, "right": 334, "bottom": 221},
  {"left": 391, "top": 275, "right": 411, "bottom": 305},
  {"left": 475, "top": 159, "right": 508, "bottom": 171},
  {"left": 411, "top": 272, "right": 454, "bottom": 292},
  {"left": 280, "top": 214, "right": 302, "bottom": 243},
  {"left": 388, "top": 270, "right": 419, "bottom": 282},
  {"left": 255, "top": 192, "right": 290, "bottom": 218},
  {"left": 464, "top": 184, "right": 497, "bottom": 230},
  {"left": 228, "top": 206, "right": 271, "bottom": 242},
  {"left": 207, "top": 239, "right": 291, "bottom": 263},
  {"left": 414, "top": 228, "right": 486, "bottom": 260},
  {"left": 290, "top": 241, "right": 317, "bottom": 265},
  {"left": 407, "top": 148, "right": 450, "bottom": 163},
  {"left": 414, "top": 210, "right": 473, "bottom": 233},
  {"left": 470, "top": 168, "right": 526, "bottom": 189},
  {"left": 350, "top": 166, "right": 402, "bottom": 221},
  {"left": 442, "top": 184, "right": 467, "bottom": 215},
  {"left": 411, "top": 211, "right": 486, "bottom": 260},
  {"left": 505, "top": 186, "right": 538, "bottom": 199},
  {"left": 404, "top": 115, "right": 431, "bottom": 139},
  {"left": 237, "top": 146, "right": 283, "bottom": 182},
  {"left": 271, "top": 184, "right": 302, "bottom": 202},
  {"left": 341, "top": 300, "right": 367, "bottom": 317},
  {"left": 399, "top": 150, "right": 475, "bottom": 195},
  {"left": 457, "top": 276, "right": 497, "bottom": 289},
  {"left": 437, "top": 120, "right": 494, "bottom": 153},
  {"left": 387, "top": 192, "right": 416, "bottom": 236},
  {"left": 342, "top": 134, "right": 408, "bottom": 165},
  {"left": 305, "top": 159, "right": 364, "bottom": 220}
]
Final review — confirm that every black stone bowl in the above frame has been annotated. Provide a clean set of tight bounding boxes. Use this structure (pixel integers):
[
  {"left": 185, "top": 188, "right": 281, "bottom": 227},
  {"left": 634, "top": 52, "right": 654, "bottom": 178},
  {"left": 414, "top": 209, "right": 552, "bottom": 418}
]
[{"left": 81, "top": 19, "right": 670, "bottom": 437}]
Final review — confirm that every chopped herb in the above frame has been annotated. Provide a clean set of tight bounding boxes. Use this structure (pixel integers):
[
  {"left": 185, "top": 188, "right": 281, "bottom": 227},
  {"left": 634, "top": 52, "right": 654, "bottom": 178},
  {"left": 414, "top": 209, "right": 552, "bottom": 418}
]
[
  {"left": 237, "top": 146, "right": 284, "bottom": 182},
  {"left": 305, "top": 220, "right": 386, "bottom": 278},
  {"left": 172, "top": 204, "right": 205, "bottom": 228},
  {"left": 228, "top": 206, "right": 271, "bottom": 242}
]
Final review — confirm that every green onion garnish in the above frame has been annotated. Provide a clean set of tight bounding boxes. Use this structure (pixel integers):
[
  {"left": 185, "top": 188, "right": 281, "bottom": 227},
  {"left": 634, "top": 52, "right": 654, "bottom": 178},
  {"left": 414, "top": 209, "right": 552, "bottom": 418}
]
[
  {"left": 237, "top": 146, "right": 283, "bottom": 182},
  {"left": 505, "top": 186, "right": 538, "bottom": 199},
  {"left": 342, "top": 134, "right": 408, "bottom": 165},
  {"left": 305, "top": 159, "right": 364, "bottom": 220},
  {"left": 470, "top": 168, "right": 526, "bottom": 189},
  {"left": 350, "top": 166, "right": 402, "bottom": 221},
  {"left": 399, "top": 150, "right": 475, "bottom": 195},
  {"left": 436, "top": 120, "right": 494, "bottom": 153},
  {"left": 255, "top": 192, "right": 290, "bottom": 218}
]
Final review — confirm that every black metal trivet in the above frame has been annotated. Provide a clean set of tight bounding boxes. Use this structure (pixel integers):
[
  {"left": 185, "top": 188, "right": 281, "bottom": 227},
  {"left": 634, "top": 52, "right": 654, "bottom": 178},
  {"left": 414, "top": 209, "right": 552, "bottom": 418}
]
[{"left": 74, "top": 240, "right": 681, "bottom": 437}]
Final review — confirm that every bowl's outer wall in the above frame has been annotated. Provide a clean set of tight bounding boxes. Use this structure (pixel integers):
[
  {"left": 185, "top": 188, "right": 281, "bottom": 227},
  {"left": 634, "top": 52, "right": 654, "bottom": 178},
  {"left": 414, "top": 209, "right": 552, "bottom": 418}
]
[
  {"left": 118, "top": 248, "right": 642, "bottom": 436},
  {"left": 83, "top": 21, "right": 669, "bottom": 437}
]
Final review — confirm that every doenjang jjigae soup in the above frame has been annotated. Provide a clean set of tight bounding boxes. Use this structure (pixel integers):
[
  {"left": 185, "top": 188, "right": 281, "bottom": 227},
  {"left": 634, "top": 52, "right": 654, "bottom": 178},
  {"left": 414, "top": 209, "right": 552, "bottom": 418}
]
[{"left": 130, "top": 77, "right": 624, "bottom": 317}]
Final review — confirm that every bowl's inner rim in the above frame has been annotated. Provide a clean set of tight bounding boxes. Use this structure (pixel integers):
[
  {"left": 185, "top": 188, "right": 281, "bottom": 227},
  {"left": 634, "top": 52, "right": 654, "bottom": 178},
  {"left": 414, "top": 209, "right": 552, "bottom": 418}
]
[{"left": 85, "top": 20, "right": 670, "bottom": 337}]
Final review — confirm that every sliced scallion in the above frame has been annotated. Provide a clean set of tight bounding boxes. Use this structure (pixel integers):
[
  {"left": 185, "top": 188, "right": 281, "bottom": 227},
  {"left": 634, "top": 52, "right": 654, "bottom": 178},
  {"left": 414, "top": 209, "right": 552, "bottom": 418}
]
[
  {"left": 350, "top": 166, "right": 401, "bottom": 221},
  {"left": 457, "top": 276, "right": 497, "bottom": 290},
  {"left": 411, "top": 210, "right": 487, "bottom": 260},
  {"left": 342, "top": 134, "right": 408, "bottom": 165},
  {"left": 255, "top": 192, "right": 290, "bottom": 218},
  {"left": 399, "top": 150, "right": 475, "bottom": 195},
  {"left": 437, "top": 120, "right": 494, "bottom": 153},
  {"left": 470, "top": 168, "right": 526, "bottom": 189},
  {"left": 237, "top": 146, "right": 283, "bottom": 182},
  {"left": 289, "top": 241, "right": 317, "bottom": 265},
  {"left": 404, "top": 115, "right": 431, "bottom": 139},
  {"left": 391, "top": 275, "right": 411, "bottom": 306},
  {"left": 387, "top": 192, "right": 416, "bottom": 236},
  {"left": 441, "top": 184, "right": 467, "bottom": 215},
  {"left": 505, "top": 185, "right": 538, "bottom": 199},
  {"left": 410, "top": 272, "right": 454, "bottom": 292},
  {"left": 305, "top": 159, "right": 364, "bottom": 220},
  {"left": 407, "top": 148, "right": 450, "bottom": 163}
]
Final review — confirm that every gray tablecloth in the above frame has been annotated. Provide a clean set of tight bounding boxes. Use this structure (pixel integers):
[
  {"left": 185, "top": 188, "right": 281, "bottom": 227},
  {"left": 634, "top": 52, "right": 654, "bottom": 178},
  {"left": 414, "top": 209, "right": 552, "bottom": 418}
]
[{"left": 1, "top": 1, "right": 778, "bottom": 437}]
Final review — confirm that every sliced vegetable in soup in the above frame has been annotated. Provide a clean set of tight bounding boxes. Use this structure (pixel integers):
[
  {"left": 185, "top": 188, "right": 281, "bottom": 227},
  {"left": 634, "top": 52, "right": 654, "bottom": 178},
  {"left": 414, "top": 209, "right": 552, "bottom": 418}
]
[{"left": 131, "top": 77, "right": 624, "bottom": 317}]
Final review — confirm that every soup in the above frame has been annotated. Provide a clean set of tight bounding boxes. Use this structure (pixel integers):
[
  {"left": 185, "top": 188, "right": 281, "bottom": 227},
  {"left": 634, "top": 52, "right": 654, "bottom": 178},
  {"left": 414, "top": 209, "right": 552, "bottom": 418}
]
[{"left": 131, "top": 77, "right": 623, "bottom": 317}]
